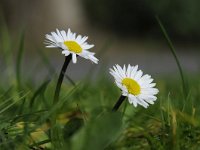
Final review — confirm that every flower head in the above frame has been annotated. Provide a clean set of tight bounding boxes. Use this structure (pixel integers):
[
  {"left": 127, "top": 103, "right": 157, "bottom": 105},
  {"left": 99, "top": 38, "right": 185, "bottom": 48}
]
[
  {"left": 110, "top": 64, "right": 159, "bottom": 108},
  {"left": 45, "top": 29, "right": 98, "bottom": 64}
]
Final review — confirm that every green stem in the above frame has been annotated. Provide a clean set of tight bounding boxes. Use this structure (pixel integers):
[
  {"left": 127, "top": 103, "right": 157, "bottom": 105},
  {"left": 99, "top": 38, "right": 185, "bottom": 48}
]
[
  {"left": 156, "top": 16, "right": 187, "bottom": 97},
  {"left": 112, "top": 95, "right": 126, "bottom": 111},
  {"left": 51, "top": 55, "right": 72, "bottom": 148},
  {"left": 53, "top": 54, "right": 72, "bottom": 104}
]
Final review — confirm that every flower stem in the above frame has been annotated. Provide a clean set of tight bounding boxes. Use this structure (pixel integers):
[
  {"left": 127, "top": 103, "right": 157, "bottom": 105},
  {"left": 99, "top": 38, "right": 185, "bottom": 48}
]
[
  {"left": 53, "top": 54, "right": 72, "bottom": 104},
  {"left": 112, "top": 95, "right": 126, "bottom": 111}
]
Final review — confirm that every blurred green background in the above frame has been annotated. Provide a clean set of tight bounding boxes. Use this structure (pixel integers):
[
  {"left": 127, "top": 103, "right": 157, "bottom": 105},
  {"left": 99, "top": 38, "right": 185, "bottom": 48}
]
[
  {"left": 83, "top": 0, "right": 200, "bottom": 39},
  {"left": 0, "top": 0, "right": 200, "bottom": 79}
]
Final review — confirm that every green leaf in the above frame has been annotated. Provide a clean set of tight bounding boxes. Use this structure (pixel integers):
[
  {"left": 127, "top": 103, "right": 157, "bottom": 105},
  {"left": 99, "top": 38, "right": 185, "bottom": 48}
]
[
  {"left": 63, "top": 118, "right": 84, "bottom": 140},
  {"left": 71, "top": 112, "right": 123, "bottom": 150}
]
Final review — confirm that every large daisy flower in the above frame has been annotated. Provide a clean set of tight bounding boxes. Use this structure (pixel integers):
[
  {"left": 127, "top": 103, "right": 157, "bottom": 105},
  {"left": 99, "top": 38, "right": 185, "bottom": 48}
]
[
  {"left": 45, "top": 29, "right": 98, "bottom": 64},
  {"left": 110, "top": 64, "right": 159, "bottom": 108}
]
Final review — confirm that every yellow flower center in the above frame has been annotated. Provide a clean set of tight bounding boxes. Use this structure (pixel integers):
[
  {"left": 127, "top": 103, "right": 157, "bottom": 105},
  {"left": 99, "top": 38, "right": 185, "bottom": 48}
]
[
  {"left": 122, "top": 78, "right": 141, "bottom": 95},
  {"left": 64, "top": 41, "right": 82, "bottom": 53}
]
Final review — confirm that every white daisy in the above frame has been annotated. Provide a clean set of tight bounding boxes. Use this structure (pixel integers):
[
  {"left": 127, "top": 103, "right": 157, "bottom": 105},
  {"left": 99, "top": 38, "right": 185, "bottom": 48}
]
[
  {"left": 110, "top": 64, "right": 159, "bottom": 108},
  {"left": 45, "top": 28, "right": 99, "bottom": 64}
]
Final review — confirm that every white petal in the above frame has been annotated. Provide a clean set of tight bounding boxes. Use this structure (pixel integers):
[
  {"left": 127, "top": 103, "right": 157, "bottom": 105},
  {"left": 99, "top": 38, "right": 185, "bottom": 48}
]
[
  {"left": 113, "top": 66, "right": 124, "bottom": 79},
  {"left": 139, "top": 94, "right": 157, "bottom": 101},
  {"left": 79, "top": 36, "right": 88, "bottom": 44},
  {"left": 130, "top": 65, "right": 138, "bottom": 78},
  {"left": 122, "top": 90, "right": 128, "bottom": 96},
  {"left": 142, "top": 83, "right": 156, "bottom": 88},
  {"left": 134, "top": 70, "right": 143, "bottom": 81},
  {"left": 56, "top": 29, "right": 63, "bottom": 40},
  {"left": 76, "top": 35, "right": 82, "bottom": 42},
  {"left": 116, "top": 64, "right": 126, "bottom": 78},
  {"left": 46, "top": 45, "right": 57, "bottom": 48},
  {"left": 137, "top": 97, "right": 149, "bottom": 108},
  {"left": 82, "top": 44, "right": 94, "bottom": 49},
  {"left": 79, "top": 50, "right": 98, "bottom": 64},
  {"left": 126, "top": 64, "right": 131, "bottom": 77},
  {"left": 51, "top": 32, "right": 62, "bottom": 42},
  {"left": 45, "top": 34, "right": 54, "bottom": 42},
  {"left": 128, "top": 95, "right": 138, "bottom": 107},
  {"left": 62, "top": 50, "right": 70, "bottom": 56},
  {"left": 61, "top": 30, "right": 67, "bottom": 41},
  {"left": 88, "top": 55, "right": 98, "bottom": 64},
  {"left": 123, "top": 65, "right": 126, "bottom": 72},
  {"left": 141, "top": 88, "right": 159, "bottom": 95},
  {"left": 110, "top": 70, "right": 123, "bottom": 81},
  {"left": 72, "top": 33, "right": 76, "bottom": 40},
  {"left": 67, "top": 28, "right": 72, "bottom": 39},
  {"left": 72, "top": 54, "right": 77, "bottom": 63}
]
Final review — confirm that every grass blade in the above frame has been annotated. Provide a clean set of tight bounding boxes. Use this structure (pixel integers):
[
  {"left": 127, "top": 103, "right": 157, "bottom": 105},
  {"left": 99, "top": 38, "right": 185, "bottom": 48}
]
[
  {"left": 0, "top": 91, "right": 24, "bottom": 108},
  {"left": 36, "top": 48, "right": 55, "bottom": 75},
  {"left": 0, "top": 92, "right": 29, "bottom": 114},
  {"left": 156, "top": 16, "right": 188, "bottom": 98},
  {"left": 29, "top": 79, "right": 51, "bottom": 108},
  {"left": 16, "top": 30, "right": 25, "bottom": 90}
]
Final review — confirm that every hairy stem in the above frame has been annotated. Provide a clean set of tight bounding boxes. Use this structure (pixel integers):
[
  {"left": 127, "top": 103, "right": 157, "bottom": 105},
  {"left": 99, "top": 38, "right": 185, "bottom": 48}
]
[
  {"left": 112, "top": 95, "right": 126, "bottom": 111},
  {"left": 53, "top": 54, "right": 72, "bottom": 104}
]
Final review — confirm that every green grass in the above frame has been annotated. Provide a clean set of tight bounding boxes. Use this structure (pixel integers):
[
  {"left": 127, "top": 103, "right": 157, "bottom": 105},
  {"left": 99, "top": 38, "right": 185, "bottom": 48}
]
[{"left": 0, "top": 23, "right": 200, "bottom": 150}]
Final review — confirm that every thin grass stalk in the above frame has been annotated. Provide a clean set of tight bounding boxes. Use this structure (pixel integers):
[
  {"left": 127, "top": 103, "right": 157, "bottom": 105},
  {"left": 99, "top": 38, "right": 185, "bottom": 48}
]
[
  {"left": 156, "top": 16, "right": 187, "bottom": 98},
  {"left": 29, "top": 79, "right": 50, "bottom": 108},
  {"left": 16, "top": 30, "right": 25, "bottom": 91}
]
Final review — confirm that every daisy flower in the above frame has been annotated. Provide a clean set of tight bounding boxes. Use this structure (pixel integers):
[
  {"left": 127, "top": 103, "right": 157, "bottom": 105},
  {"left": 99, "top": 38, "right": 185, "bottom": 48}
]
[
  {"left": 45, "top": 28, "right": 98, "bottom": 64},
  {"left": 110, "top": 64, "right": 159, "bottom": 108}
]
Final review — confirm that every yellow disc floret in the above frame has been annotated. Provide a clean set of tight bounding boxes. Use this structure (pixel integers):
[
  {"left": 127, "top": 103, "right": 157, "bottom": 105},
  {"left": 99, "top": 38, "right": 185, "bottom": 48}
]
[
  {"left": 122, "top": 78, "right": 141, "bottom": 95},
  {"left": 64, "top": 41, "right": 82, "bottom": 53}
]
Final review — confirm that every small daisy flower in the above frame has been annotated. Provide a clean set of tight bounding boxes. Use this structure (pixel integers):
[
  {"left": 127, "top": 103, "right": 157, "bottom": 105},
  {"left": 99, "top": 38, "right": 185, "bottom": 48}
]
[
  {"left": 110, "top": 64, "right": 159, "bottom": 108},
  {"left": 45, "top": 28, "right": 98, "bottom": 64}
]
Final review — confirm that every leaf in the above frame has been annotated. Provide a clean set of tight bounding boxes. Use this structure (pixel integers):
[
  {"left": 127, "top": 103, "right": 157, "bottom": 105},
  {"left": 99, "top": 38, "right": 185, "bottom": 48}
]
[
  {"left": 63, "top": 117, "right": 84, "bottom": 140},
  {"left": 71, "top": 112, "right": 123, "bottom": 150}
]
